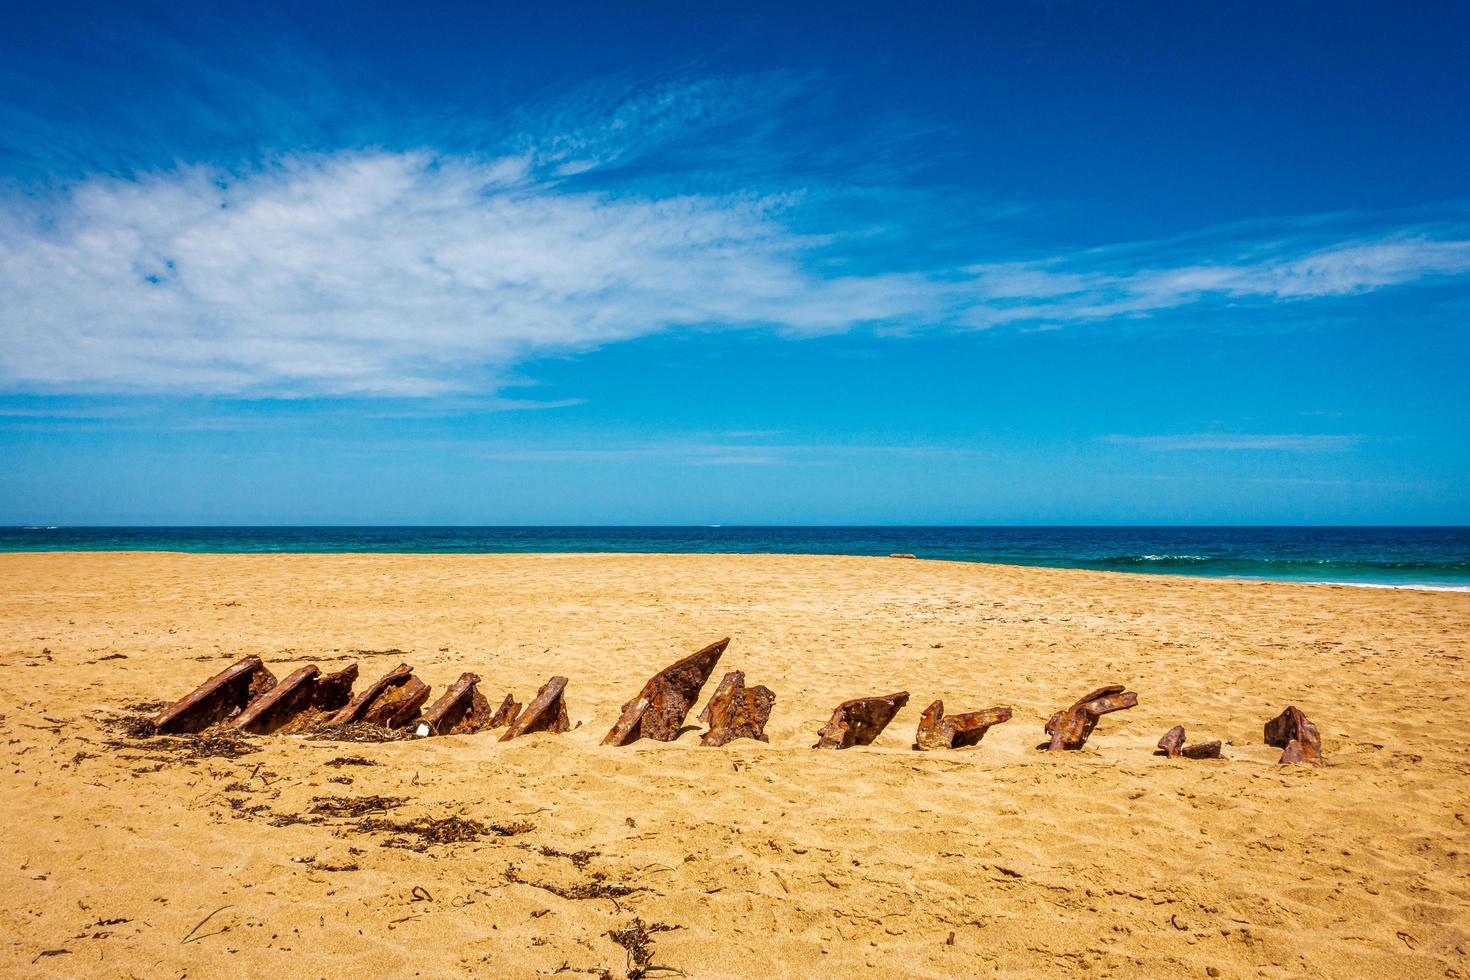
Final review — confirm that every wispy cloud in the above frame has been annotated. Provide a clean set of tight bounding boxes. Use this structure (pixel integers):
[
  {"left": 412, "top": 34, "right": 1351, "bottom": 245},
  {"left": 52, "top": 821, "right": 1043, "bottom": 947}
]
[
  {"left": 3, "top": 74, "right": 1469, "bottom": 398},
  {"left": 1103, "top": 433, "right": 1361, "bottom": 452}
]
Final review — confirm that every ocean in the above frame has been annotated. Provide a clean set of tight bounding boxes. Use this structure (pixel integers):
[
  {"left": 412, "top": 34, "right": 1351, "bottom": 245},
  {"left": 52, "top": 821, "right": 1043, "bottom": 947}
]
[{"left": 2, "top": 525, "right": 1467, "bottom": 590}]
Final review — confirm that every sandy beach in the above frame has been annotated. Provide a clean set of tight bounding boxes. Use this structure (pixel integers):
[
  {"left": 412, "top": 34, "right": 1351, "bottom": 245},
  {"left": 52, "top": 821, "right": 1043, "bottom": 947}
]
[{"left": 1, "top": 551, "right": 1466, "bottom": 977}]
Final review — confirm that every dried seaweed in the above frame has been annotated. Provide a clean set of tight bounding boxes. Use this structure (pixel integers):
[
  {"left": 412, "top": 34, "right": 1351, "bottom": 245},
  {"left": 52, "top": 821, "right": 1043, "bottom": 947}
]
[
  {"left": 308, "top": 723, "right": 415, "bottom": 743},
  {"left": 607, "top": 918, "right": 681, "bottom": 978},
  {"left": 323, "top": 755, "right": 377, "bottom": 767},
  {"left": 310, "top": 795, "right": 404, "bottom": 816},
  {"left": 504, "top": 867, "right": 648, "bottom": 910},
  {"left": 355, "top": 815, "right": 534, "bottom": 851}
]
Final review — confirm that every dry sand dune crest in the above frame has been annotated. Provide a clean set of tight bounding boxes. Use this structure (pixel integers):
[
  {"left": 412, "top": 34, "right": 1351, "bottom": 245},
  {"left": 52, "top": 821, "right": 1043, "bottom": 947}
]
[{"left": 1, "top": 551, "right": 1466, "bottom": 977}]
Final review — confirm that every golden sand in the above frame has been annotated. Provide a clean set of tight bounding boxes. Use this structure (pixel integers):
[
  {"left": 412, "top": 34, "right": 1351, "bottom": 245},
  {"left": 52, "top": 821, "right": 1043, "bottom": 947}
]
[{"left": 1, "top": 552, "right": 1466, "bottom": 977}]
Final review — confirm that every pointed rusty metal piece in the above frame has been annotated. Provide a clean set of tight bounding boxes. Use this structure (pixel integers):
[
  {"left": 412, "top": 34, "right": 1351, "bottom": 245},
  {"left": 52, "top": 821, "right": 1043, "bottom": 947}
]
[
  {"left": 500, "top": 676, "right": 571, "bottom": 741},
  {"left": 324, "top": 663, "right": 429, "bottom": 730},
  {"left": 602, "top": 638, "right": 729, "bottom": 746},
  {"left": 417, "top": 672, "right": 493, "bottom": 736},
  {"left": 698, "top": 670, "right": 775, "bottom": 747},
  {"left": 814, "top": 692, "right": 910, "bottom": 749},
  {"left": 489, "top": 692, "right": 522, "bottom": 729},
  {"left": 1265, "top": 705, "right": 1323, "bottom": 764},
  {"left": 913, "top": 700, "right": 1013, "bottom": 750},
  {"left": 1044, "top": 684, "right": 1139, "bottom": 751},
  {"left": 153, "top": 655, "right": 278, "bottom": 734},
  {"left": 1157, "top": 725, "right": 1186, "bottom": 758},
  {"left": 231, "top": 663, "right": 360, "bottom": 735}
]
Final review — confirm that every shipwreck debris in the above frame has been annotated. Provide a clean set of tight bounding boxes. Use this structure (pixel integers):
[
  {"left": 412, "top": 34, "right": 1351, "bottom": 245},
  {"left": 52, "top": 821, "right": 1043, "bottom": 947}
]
[
  {"left": 697, "top": 670, "right": 775, "bottom": 747},
  {"left": 1264, "top": 705, "right": 1324, "bottom": 765},
  {"left": 1156, "top": 725, "right": 1223, "bottom": 759},
  {"left": 603, "top": 638, "right": 729, "bottom": 746},
  {"left": 415, "top": 672, "right": 493, "bottom": 736},
  {"left": 324, "top": 663, "right": 430, "bottom": 730},
  {"left": 153, "top": 656, "right": 278, "bottom": 734},
  {"left": 814, "top": 692, "right": 910, "bottom": 749},
  {"left": 231, "top": 663, "right": 358, "bottom": 735},
  {"left": 489, "top": 692, "right": 522, "bottom": 729},
  {"left": 499, "top": 676, "right": 572, "bottom": 741},
  {"left": 913, "top": 700, "right": 1012, "bottom": 750},
  {"left": 1044, "top": 684, "right": 1138, "bottom": 751}
]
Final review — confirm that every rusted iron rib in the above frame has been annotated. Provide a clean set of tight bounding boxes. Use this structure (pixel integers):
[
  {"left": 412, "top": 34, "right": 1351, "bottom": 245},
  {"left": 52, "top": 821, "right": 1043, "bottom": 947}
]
[
  {"left": 913, "top": 700, "right": 1013, "bottom": 751},
  {"left": 1264, "top": 705, "right": 1324, "bottom": 765},
  {"left": 1044, "top": 684, "right": 1138, "bottom": 751},
  {"left": 698, "top": 670, "right": 776, "bottom": 747},
  {"left": 814, "top": 692, "right": 910, "bottom": 749},
  {"left": 489, "top": 692, "right": 522, "bottom": 729},
  {"left": 500, "top": 676, "right": 571, "bottom": 741},
  {"left": 416, "top": 672, "right": 493, "bottom": 736},
  {"left": 603, "top": 638, "right": 729, "bottom": 746},
  {"left": 153, "top": 655, "right": 278, "bottom": 734},
  {"left": 233, "top": 665, "right": 318, "bottom": 734},
  {"left": 324, "top": 663, "right": 429, "bottom": 730}
]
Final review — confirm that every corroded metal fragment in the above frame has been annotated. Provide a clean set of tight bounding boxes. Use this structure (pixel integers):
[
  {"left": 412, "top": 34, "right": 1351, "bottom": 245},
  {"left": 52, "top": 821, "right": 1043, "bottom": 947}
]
[
  {"left": 232, "top": 663, "right": 359, "bottom": 735},
  {"left": 325, "top": 663, "right": 429, "bottom": 730},
  {"left": 489, "top": 693, "right": 522, "bottom": 729},
  {"left": 913, "top": 700, "right": 1013, "bottom": 750},
  {"left": 1044, "top": 684, "right": 1139, "bottom": 751},
  {"left": 417, "top": 672, "right": 493, "bottom": 736},
  {"left": 1181, "top": 740, "right": 1222, "bottom": 759},
  {"left": 1156, "top": 726, "right": 1221, "bottom": 760},
  {"left": 500, "top": 676, "right": 571, "bottom": 741},
  {"left": 814, "top": 692, "right": 910, "bottom": 749},
  {"left": 154, "top": 656, "right": 278, "bottom": 734},
  {"left": 698, "top": 670, "right": 775, "bottom": 747},
  {"left": 1157, "top": 725, "right": 1186, "bottom": 758},
  {"left": 602, "top": 638, "right": 729, "bottom": 746},
  {"left": 1265, "top": 705, "right": 1323, "bottom": 764}
]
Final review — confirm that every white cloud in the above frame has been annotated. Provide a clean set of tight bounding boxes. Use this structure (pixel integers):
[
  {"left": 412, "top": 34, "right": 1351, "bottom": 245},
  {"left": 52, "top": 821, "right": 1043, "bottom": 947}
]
[
  {"left": 1103, "top": 433, "right": 1360, "bottom": 452},
  {"left": 2, "top": 96, "right": 1468, "bottom": 398}
]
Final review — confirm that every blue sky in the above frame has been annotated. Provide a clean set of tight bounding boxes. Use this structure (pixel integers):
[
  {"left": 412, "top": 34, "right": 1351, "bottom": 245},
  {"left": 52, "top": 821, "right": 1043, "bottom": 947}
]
[{"left": 1, "top": 1, "right": 1467, "bottom": 524}]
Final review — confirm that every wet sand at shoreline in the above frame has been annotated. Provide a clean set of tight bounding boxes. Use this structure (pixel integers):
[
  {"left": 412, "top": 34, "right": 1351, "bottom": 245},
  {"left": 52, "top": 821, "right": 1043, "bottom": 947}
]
[{"left": 1, "top": 551, "right": 1466, "bottom": 977}]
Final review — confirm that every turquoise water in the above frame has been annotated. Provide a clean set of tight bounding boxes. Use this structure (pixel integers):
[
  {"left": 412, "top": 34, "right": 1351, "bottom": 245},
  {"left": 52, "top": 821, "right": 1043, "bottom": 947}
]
[{"left": 3, "top": 526, "right": 1468, "bottom": 590}]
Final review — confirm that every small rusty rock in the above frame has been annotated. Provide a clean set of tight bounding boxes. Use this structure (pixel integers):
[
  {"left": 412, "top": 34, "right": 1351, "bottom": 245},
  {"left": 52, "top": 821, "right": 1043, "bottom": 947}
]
[
  {"left": 489, "top": 692, "right": 522, "bottom": 729},
  {"left": 913, "top": 700, "right": 1012, "bottom": 751},
  {"left": 417, "top": 672, "right": 494, "bottom": 736},
  {"left": 698, "top": 670, "right": 776, "bottom": 747},
  {"left": 1156, "top": 726, "right": 1186, "bottom": 758},
  {"left": 1044, "top": 684, "right": 1138, "bottom": 751},
  {"left": 154, "top": 655, "right": 278, "bottom": 734},
  {"left": 499, "top": 676, "right": 571, "bottom": 741},
  {"left": 603, "top": 638, "right": 729, "bottom": 746},
  {"left": 1181, "top": 740, "right": 1222, "bottom": 760},
  {"left": 325, "top": 663, "right": 430, "bottom": 730},
  {"left": 814, "top": 692, "right": 910, "bottom": 749},
  {"left": 1265, "top": 705, "right": 1323, "bottom": 764}
]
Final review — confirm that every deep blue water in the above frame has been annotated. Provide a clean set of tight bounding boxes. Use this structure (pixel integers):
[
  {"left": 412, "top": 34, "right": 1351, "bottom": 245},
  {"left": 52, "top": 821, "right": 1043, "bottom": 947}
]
[{"left": 3, "top": 526, "right": 1468, "bottom": 589}]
